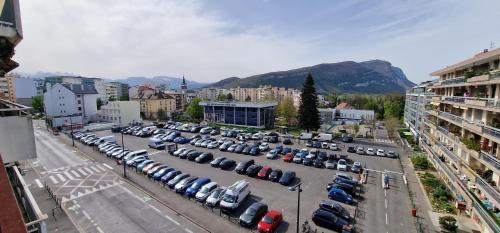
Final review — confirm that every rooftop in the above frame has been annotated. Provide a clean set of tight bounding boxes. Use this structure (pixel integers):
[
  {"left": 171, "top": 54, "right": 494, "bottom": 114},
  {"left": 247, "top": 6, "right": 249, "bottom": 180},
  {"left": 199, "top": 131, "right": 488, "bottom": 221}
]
[
  {"left": 431, "top": 48, "right": 500, "bottom": 76},
  {"left": 199, "top": 101, "right": 277, "bottom": 108},
  {"left": 61, "top": 84, "right": 98, "bottom": 94}
]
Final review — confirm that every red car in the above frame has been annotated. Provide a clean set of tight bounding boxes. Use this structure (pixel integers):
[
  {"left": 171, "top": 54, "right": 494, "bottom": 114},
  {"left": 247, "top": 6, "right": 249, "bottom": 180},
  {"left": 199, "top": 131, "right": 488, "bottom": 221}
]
[
  {"left": 283, "top": 153, "right": 294, "bottom": 162},
  {"left": 258, "top": 210, "right": 283, "bottom": 232},
  {"left": 257, "top": 166, "right": 272, "bottom": 179}
]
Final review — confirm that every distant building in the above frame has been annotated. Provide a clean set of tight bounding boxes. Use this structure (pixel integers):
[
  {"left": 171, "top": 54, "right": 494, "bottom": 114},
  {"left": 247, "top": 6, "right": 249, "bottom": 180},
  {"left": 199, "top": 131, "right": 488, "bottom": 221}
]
[
  {"left": 403, "top": 82, "right": 436, "bottom": 143},
  {"left": 198, "top": 88, "right": 229, "bottom": 101},
  {"left": 199, "top": 101, "right": 277, "bottom": 128},
  {"left": 144, "top": 93, "right": 177, "bottom": 119},
  {"left": 0, "top": 74, "right": 16, "bottom": 102},
  {"left": 111, "top": 81, "right": 129, "bottom": 100},
  {"left": 105, "top": 82, "right": 118, "bottom": 101},
  {"left": 44, "top": 83, "right": 98, "bottom": 128},
  {"left": 319, "top": 102, "right": 374, "bottom": 125},
  {"left": 99, "top": 101, "right": 141, "bottom": 126},
  {"left": 13, "top": 76, "right": 37, "bottom": 106},
  {"left": 44, "top": 76, "right": 106, "bottom": 100}
]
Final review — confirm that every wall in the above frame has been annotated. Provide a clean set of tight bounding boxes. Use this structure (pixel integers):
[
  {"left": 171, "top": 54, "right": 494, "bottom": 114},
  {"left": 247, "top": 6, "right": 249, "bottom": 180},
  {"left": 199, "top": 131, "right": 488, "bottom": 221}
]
[
  {"left": 43, "top": 84, "right": 76, "bottom": 117},
  {"left": 0, "top": 116, "right": 36, "bottom": 163},
  {"left": 83, "top": 94, "right": 98, "bottom": 118}
]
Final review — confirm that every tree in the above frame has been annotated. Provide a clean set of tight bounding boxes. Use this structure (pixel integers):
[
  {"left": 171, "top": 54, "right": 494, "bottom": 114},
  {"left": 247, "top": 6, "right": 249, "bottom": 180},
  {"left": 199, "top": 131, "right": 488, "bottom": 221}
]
[
  {"left": 217, "top": 93, "right": 227, "bottom": 101},
  {"left": 32, "top": 96, "right": 44, "bottom": 113},
  {"left": 157, "top": 108, "right": 166, "bottom": 121},
  {"left": 439, "top": 216, "right": 458, "bottom": 232},
  {"left": 276, "top": 97, "right": 296, "bottom": 126},
  {"left": 108, "top": 96, "right": 116, "bottom": 102},
  {"left": 96, "top": 98, "right": 103, "bottom": 110},
  {"left": 385, "top": 116, "right": 400, "bottom": 139},
  {"left": 226, "top": 93, "right": 233, "bottom": 100},
  {"left": 384, "top": 100, "right": 404, "bottom": 119},
  {"left": 186, "top": 97, "right": 204, "bottom": 122},
  {"left": 297, "top": 73, "right": 320, "bottom": 132},
  {"left": 353, "top": 124, "right": 360, "bottom": 135}
]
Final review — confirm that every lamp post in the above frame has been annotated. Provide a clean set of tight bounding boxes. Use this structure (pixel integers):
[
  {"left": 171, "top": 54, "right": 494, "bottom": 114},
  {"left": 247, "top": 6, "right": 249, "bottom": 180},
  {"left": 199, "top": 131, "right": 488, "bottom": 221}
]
[
  {"left": 121, "top": 131, "right": 126, "bottom": 178},
  {"left": 288, "top": 182, "right": 302, "bottom": 233},
  {"left": 69, "top": 115, "right": 75, "bottom": 147}
]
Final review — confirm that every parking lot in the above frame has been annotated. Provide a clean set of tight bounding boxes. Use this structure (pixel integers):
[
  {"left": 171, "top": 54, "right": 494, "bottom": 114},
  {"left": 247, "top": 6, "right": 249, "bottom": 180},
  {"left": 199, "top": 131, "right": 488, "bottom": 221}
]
[{"left": 74, "top": 127, "right": 415, "bottom": 233}]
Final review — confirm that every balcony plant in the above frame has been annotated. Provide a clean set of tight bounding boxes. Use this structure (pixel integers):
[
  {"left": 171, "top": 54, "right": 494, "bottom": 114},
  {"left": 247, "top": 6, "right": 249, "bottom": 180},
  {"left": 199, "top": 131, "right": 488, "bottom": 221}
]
[
  {"left": 464, "top": 70, "right": 476, "bottom": 80},
  {"left": 460, "top": 138, "right": 481, "bottom": 152},
  {"left": 439, "top": 216, "right": 458, "bottom": 232}
]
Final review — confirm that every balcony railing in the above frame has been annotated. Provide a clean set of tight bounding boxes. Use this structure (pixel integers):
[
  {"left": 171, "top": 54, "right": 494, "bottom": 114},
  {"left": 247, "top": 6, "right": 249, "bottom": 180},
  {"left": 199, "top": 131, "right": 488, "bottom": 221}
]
[
  {"left": 438, "top": 111, "right": 464, "bottom": 125},
  {"left": 441, "top": 95, "right": 500, "bottom": 109},
  {"left": 436, "top": 141, "right": 461, "bottom": 163},
  {"left": 480, "top": 151, "right": 500, "bottom": 172},
  {"left": 483, "top": 125, "right": 500, "bottom": 141},
  {"left": 475, "top": 176, "right": 500, "bottom": 206},
  {"left": 472, "top": 200, "right": 500, "bottom": 233},
  {"left": 440, "top": 77, "right": 466, "bottom": 85}
]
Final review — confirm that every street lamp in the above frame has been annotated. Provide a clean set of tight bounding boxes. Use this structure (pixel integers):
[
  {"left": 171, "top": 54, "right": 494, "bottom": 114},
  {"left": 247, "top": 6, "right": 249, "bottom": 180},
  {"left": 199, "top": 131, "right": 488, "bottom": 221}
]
[
  {"left": 121, "top": 131, "right": 126, "bottom": 178},
  {"left": 69, "top": 115, "right": 75, "bottom": 147},
  {"left": 288, "top": 182, "right": 302, "bottom": 233}
]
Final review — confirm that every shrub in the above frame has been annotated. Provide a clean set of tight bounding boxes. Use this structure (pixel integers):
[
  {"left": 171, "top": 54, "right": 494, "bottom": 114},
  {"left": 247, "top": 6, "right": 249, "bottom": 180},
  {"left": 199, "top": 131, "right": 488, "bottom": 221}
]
[
  {"left": 411, "top": 155, "right": 430, "bottom": 170},
  {"left": 439, "top": 216, "right": 458, "bottom": 232},
  {"left": 461, "top": 138, "right": 480, "bottom": 152}
]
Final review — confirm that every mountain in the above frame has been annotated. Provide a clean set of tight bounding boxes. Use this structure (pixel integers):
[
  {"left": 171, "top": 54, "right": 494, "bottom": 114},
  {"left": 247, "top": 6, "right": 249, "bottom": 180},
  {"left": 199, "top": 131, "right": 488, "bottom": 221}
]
[
  {"left": 206, "top": 60, "right": 415, "bottom": 94},
  {"left": 113, "top": 76, "right": 207, "bottom": 89}
]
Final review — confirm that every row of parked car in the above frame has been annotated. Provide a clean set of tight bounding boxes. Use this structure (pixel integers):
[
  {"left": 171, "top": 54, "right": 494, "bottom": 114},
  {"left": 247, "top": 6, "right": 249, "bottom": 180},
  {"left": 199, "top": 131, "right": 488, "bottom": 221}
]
[{"left": 347, "top": 146, "right": 398, "bottom": 158}]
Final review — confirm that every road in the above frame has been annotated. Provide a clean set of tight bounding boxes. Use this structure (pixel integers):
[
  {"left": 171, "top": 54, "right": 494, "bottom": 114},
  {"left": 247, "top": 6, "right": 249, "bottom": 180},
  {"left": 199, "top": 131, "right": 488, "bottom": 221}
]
[
  {"left": 28, "top": 122, "right": 206, "bottom": 233},
  {"left": 81, "top": 128, "right": 416, "bottom": 233}
]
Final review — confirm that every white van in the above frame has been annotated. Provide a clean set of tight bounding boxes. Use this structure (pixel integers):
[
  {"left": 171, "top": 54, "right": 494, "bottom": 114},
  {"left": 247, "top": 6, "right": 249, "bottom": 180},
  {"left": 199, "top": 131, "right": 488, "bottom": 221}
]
[
  {"left": 299, "top": 133, "right": 313, "bottom": 140},
  {"left": 148, "top": 138, "right": 166, "bottom": 150},
  {"left": 314, "top": 133, "right": 333, "bottom": 142},
  {"left": 123, "top": 149, "right": 148, "bottom": 162},
  {"left": 96, "top": 135, "right": 117, "bottom": 145},
  {"left": 220, "top": 180, "right": 250, "bottom": 212}
]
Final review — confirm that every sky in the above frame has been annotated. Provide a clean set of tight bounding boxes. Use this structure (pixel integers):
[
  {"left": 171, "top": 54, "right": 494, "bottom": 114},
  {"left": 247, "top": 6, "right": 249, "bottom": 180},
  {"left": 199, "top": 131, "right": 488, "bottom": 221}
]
[{"left": 14, "top": 0, "right": 500, "bottom": 84}]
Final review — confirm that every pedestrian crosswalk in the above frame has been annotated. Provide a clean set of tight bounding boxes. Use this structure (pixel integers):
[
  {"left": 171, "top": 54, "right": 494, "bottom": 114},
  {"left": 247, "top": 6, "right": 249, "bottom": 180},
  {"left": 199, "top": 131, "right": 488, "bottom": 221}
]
[
  {"left": 374, "top": 139, "right": 394, "bottom": 144},
  {"left": 45, "top": 164, "right": 111, "bottom": 185}
]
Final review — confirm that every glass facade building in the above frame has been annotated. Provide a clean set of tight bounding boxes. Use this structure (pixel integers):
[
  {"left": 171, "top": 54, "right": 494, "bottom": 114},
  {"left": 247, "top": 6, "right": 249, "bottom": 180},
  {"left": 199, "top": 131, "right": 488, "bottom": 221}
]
[{"left": 200, "top": 101, "right": 277, "bottom": 128}]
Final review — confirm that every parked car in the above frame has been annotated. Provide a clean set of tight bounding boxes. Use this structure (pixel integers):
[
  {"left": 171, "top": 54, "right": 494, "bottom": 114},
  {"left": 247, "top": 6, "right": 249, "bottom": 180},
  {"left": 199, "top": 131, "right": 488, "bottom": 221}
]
[
  {"left": 319, "top": 199, "right": 351, "bottom": 222},
  {"left": 281, "top": 147, "right": 291, "bottom": 155},
  {"left": 268, "top": 169, "right": 282, "bottom": 182},
  {"left": 313, "top": 158, "right": 324, "bottom": 168},
  {"left": 205, "top": 186, "right": 227, "bottom": 207},
  {"left": 376, "top": 149, "right": 385, "bottom": 156},
  {"left": 195, "top": 181, "right": 218, "bottom": 202},
  {"left": 328, "top": 187, "right": 354, "bottom": 204},
  {"left": 302, "top": 157, "right": 313, "bottom": 166},
  {"left": 312, "top": 208, "right": 349, "bottom": 231},
  {"left": 259, "top": 143, "right": 269, "bottom": 152},
  {"left": 329, "top": 144, "right": 338, "bottom": 151},
  {"left": 257, "top": 210, "right": 283, "bottom": 233},
  {"left": 187, "top": 151, "right": 203, "bottom": 161},
  {"left": 387, "top": 151, "right": 398, "bottom": 158},
  {"left": 337, "top": 159, "right": 347, "bottom": 171},
  {"left": 153, "top": 167, "right": 174, "bottom": 181},
  {"left": 257, "top": 166, "right": 272, "bottom": 179},
  {"left": 185, "top": 178, "right": 211, "bottom": 197},
  {"left": 227, "top": 143, "right": 239, "bottom": 152},
  {"left": 325, "top": 159, "right": 336, "bottom": 169},
  {"left": 246, "top": 164, "right": 263, "bottom": 177},
  {"left": 347, "top": 147, "right": 356, "bottom": 153},
  {"left": 249, "top": 146, "right": 260, "bottom": 156},
  {"left": 279, "top": 171, "right": 296, "bottom": 186},
  {"left": 195, "top": 152, "right": 213, "bottom": 163},
  {"left": 239, "top": 202, "right": 268, "bottom": 228},
  {"left": 161, "top": 170, "right": 181, "bottom": 184},
  {"left": 283, "top": 153, "right": 294, "bottom": 162},
  {"left": 356, "top": 147, "right": 365, "bottom": 155},
  {"left": 266, "top": 150, "right": 278, "bottom": 159},
  {"left": 351, "top": 162, "right": 362, "bottom": 173},
  {"left": 327, "top": 182, "right": 356, "bottom": 196},
  {"left": 234, "top": 144, "right": 246, "bottom": 153},
  {"left": 235, "top": 159, "right": 255, "bottom": 174},
  {"left": 211, "top": 156, "right": 226, "bottom": 167},
  {"left": 366, "top": 148, "right": 375, "bottom": 156},
  {"left": 167, "top": 173, "right": 190, "bottom": 189},
  {"left": 283, "top": 138, "right": 292, "bottom": 145},
  {"left": 136, "top": 160, "right": 154, "bottom": 172},
  {"left": 174, "top": 176, "right": 198, "bottom": 194},
  {"left": 219, "top": 159, "right": 236, "bottom": 170}
]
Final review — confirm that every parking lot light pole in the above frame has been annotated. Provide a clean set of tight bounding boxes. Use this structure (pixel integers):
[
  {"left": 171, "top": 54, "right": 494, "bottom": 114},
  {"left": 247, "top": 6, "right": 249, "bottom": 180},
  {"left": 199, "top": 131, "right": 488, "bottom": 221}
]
[
  {"left": 70, "top": 116, "right": 75, "bottom": 147},
  {"left": 122, "top": 131, "right": 126, "bottom": 178},
  {"left": 288, "top": 182, "right": 302, "bottom": 233}
]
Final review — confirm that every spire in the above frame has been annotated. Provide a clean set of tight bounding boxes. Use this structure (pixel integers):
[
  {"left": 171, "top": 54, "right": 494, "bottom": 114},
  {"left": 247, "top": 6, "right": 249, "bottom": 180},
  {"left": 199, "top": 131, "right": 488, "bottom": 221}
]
[{"left": 181, "top": 75, "right": 187, "bottom": 90}]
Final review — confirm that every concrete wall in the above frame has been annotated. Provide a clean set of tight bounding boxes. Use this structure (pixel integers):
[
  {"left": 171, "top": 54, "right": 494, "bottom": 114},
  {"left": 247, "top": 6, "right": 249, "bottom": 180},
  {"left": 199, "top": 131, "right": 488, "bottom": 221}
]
[
  {"left": 0, "top": 116, "right": 36, "bottom": 163},
  {"left": 83, "top": 94, "right": 98, "bottom": 118},
  {"left": 44, "top": 84, "right": 77, "bottom": 117}
]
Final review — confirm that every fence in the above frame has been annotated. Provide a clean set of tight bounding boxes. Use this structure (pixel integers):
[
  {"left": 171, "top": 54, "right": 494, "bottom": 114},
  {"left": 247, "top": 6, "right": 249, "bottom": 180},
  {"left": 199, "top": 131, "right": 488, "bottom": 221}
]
[{"left": 44, "top": 181, "right": 62, "bottom": 219}]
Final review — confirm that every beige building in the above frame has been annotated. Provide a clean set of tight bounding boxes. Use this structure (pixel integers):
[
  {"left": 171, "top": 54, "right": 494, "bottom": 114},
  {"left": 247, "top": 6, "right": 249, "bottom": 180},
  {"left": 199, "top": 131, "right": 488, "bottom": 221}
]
[
  {"left": 227, "top": 85, "right": 301, "bottom": 106},
  {"left": 420, "top": 48, "right": 500, "bottom": 233},
  {"left": 0, "top": 75, "right": 16, "bottom": 102},
  {"left": 105, "top": 83, "right": 118, "bottom": 101},
  {"left": 144, "top": 94, "right": 176, "bottom": 120}
]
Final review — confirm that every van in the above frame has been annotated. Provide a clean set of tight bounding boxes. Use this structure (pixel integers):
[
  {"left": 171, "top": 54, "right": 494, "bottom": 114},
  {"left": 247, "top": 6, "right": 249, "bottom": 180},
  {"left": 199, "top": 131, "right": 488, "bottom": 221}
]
[
  {"left": 314, "top": 133, "right": 333, "bottom": 142},
  {"left": 123, "top": 149, "right": 148, "bottom": 162},
  {"left": 299, "top": 133, "right": 313, "bottom": 140},
  {"left": 96, "top": 135, "right": 117, "bottom": 145},
  {"left": 148, "top": 138, "right": 166, "bottom": 150},
  {"left": 220, "top": 180, "right": 250, "bottom": 212}
]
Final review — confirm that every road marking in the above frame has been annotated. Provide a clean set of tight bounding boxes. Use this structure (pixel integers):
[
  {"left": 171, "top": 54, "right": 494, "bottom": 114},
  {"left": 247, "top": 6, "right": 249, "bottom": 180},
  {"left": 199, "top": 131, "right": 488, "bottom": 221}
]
[
  {"left": 384, "top": 189, "right": 387, "bottom": 197},
  {"left": 71, "top": 170, "right": 81, "bottom": 178},
  {"left": 64, "top": 171, "right": 74, "bottom": 180},
  {"left": 82, "top": 210, "right": 91, "bottom": 220},
  {"left": 90, "top": 166, "right": 101, "bottom": 173},
  {"left": 385, "top": 213, "right": 388, "bottom": 225},
  {"left": 77, "top": 168, "right": 87, "bottom": 176},
  {"left": 96, "top": 165, "right": 106, "bottom": 171},
  {"left": 385, "top": 199, "right": 387, "bottom": 209},
  {"left": 96, "top": 226, "right": 104, "bottom": 233},
  {"left": 165, "top": 215, "right": 180, "bottom": 226},
  {"left": 35, "top": 179, "right": 43, "bottom": 188},
  {"left": 185, "top": 228, "right": 194, "bottom": 233},
  {"left": 102, "top": 163, "right": 113, "bottom": 170},
  {"left": 149, "top": 204, "right": 161, "bottom": 214},
  {"left": 49, "top": 176, "right": 59, "bottom": 184},
  {"left": 84, "top": 167, "right": 94, "bottom": 174},
  {"left": 57, "top": 173, "right": 66, "bottom": 182},
  {"left": 365, "top": 168, "right": 403, "bottom": 175},
  {"left": 149, "top": 151, "right": 163, "bottom": 155},
  {"left": 133, "top": 194, "right": 145, "bottom": 203}
]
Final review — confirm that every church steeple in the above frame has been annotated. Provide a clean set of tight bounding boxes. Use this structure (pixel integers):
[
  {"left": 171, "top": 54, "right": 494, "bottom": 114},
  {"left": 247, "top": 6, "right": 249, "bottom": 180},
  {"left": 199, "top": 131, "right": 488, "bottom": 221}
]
[{"left": 181, "top": 75, "right": 187, "bottom": 90}]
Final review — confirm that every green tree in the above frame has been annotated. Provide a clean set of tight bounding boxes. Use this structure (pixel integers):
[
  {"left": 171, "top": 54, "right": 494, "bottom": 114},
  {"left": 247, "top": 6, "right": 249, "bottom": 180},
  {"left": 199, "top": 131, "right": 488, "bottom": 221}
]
[
  {"left": 298, "top": 73, "right": 320, "bottom": 132},
  {"left": 217, "top": 93, "right": 227, "bottom": 101},
  {"left": 277, "top": 97, "right": 296, "bottom": 126},
  {"left": 108, "top": 96, "right": 116, "bottom": 102},
  {"left": 384, "top": 100, "right": 404, "bottom": 119},
  {"left": 353, "top": 124, "right": 360, "bottom": 135},
  {"left": 226, "top": 93, "right": 233, "bottom": 100},
  {"left": 186, "top": 97, "right": 204, "bottom": 122},
  {"left": 32, "top": 96, "right": 44, "bottom": 113},
  {"left": 157, "top": 108, "right": 166, "bottom": 121},
  {"left": 96, "top": 98, "right": 103, "bottom": 110},
  {"left": 119, "top": 96, "right": 129, "bottom": 101}
]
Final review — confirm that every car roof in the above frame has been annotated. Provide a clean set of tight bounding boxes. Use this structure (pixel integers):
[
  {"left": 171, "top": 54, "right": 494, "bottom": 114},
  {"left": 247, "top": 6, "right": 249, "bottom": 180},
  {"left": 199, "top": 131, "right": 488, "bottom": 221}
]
[{"left": 266, "top": 210, "right": 281, "bottom": 217}]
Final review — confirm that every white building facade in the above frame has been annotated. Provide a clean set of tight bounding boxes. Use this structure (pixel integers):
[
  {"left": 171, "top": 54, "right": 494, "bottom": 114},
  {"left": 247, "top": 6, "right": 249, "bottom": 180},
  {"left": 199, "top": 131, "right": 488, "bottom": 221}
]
[{"left": 99, "top": 101, "right": 141, "bottom": 126}]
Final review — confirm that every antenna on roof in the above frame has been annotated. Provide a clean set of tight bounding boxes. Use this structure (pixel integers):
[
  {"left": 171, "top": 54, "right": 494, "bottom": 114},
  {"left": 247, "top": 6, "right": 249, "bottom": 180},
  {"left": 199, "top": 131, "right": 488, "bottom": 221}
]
[{"left": 490, "top": 41, "right": 496, "bottom": 49}]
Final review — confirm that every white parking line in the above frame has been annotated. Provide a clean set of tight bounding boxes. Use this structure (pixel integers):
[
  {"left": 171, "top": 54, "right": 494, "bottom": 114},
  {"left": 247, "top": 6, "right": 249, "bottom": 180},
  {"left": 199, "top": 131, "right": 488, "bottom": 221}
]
[
  {"left": 49, "top": 176, "right": 59, "bottom": 184},
  {"left": 35, "top": 179, "right": 43, "bottom": 188},
  {"left": 96, "top": 165, "right": 106, "bottom": 170},
  {"left": 165, "top": 215, "right": 180, "bottom": 226},
  {"left": 133, "top": 194, "right": 145, "bottom": 203},
  {"left": 82, "top": 210, "right": 91, "bottom": 220},
  {"left": 57, "top": 174, "right": 66, "bottom": 182},
  {"left": 102, "top": 163, "right": 113, "bottom": 170},
  {"left": 185, "top": 228, "right": 193, "bottom": 233},
  {"left": 149, "top": 151, "right": 163, "bottom": 155},
  {"left": 385, "top": 199, "right": 387, "bottom": 209},
  {"left": 71, "top": 170, "right": 81, "bottom": 178},
  {"left": 90, "top": 166, "right": 101, "bottom": 173},
  {"left": 77, "top": 168, "right": 87, "bottom": 176},
  {"left": 84, "top": 167, "right": 94, "bottom": 175},
  {"left": 384, "top": 189, "right": 387, "bottom": 197},
  {"left": 385, "top": 213, "right": 388, "bottom": 225},
  {"left": 149, "top": 205, "right": 161, "bottom": 214},
  {"left": 96, "top": 226, "right": 104, "bottom": 233},
  {"left": 64, "top": 171, "right": 74, "bottom": 180}
]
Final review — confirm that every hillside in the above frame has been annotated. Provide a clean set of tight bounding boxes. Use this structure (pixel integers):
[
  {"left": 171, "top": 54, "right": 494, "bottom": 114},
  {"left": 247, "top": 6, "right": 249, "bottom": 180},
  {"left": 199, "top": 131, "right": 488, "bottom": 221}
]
[{"left": 207, "top": 60, "right": 414, "bottom": 94}]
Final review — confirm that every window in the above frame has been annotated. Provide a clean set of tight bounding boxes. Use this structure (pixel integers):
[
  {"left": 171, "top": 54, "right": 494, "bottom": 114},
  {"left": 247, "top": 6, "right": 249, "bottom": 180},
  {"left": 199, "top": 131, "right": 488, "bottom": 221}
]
[
  {"left": 77, "top": 100, "right": 81, "bottom": 104},
  {"left": 78, "top": 107, "right": 82, "bottom": 111}
]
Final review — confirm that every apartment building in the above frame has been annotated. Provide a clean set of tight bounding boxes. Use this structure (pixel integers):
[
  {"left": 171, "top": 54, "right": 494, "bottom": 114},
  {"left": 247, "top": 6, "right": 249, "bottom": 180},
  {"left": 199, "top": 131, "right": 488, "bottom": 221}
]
[
  {"left": 420, "top": 48, "right": 500, "bottom": 233},
  {"left": 226, "top": 85, "right": 302, "bottom": 107},
  {"left": 44, "top": 76, "right": 107, "bottom": 100},
  {"left": 105, "top": 83, "right": 118, "bottom": 100},
  {"left": 144, "top": 93, "right": 177, "bottom": 119},
  {"left": 99, "top": 101, "right": 141, "bottom": 126},
  {"left": 404, "top": 82, "right": 437, "bottom": 143},
  {"left": 198, "top": 88, "right": 229, "bottom": 100},
  {"left": 0, "top": 75, "right": 16, "bottom": 102}
]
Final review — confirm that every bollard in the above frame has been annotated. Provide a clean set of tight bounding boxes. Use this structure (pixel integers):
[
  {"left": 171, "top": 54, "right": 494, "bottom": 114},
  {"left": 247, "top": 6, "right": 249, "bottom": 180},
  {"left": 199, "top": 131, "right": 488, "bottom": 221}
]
[{"left": 411, "top": 208, "right": 417, "bottom": 217}]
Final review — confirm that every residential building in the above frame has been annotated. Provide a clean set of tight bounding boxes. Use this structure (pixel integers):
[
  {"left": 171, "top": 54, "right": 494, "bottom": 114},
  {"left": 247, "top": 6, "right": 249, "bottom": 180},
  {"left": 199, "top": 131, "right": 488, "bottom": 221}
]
[
  {"left": 404, "top": 82, "right": 437, "bottom": 143},
  {"left": 44, "top": 83, "right": 98, "bottom": 128},
  {"left": 319, "top": 102, "right": 375, "bottom": 125},
  {"left": 143, "top": 93, "right": 177, "bottom": 119},
  {"left": 35, "top": 78, "right": 45, "bottom": 96},
  {"left": 105, "top": 82, "right": 118, "bottom": 101},
  {"left": 198, "top": 88, "right": 229, "bottom": 101},
  {"left": 44, "top": 76, "right": 106, "bottom": 100},
  {"left": 199, "top": 101, "right": 277, "bottom": 128},
  {"left": 419, "top": 48, "right": 500, "bottom": 233},
  {"left": 111, "top": 81, "right": 129, "bottom": 100},
  {"left": 99, "top": 101, "right": 141, "bottom": 126},
  {"left": 0, "top": 74, "right": 16, "bottom": 102}
]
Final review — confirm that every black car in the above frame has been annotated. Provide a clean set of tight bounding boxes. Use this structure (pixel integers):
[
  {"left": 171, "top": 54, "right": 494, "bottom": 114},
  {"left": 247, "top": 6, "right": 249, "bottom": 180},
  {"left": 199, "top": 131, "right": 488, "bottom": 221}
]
[
  {"left": 342, "top": 136, "right": 353, "bottom": 143},
  {"left": 239, "top": 202, "right": 268, "bottom": 228},
  {"left": 302, "top": 157, "right": 313, "bottom": 166},
  {"left": 311, "top": 208, "right": 349, "bottom": 231},
  {"left": 279, "top": 171, "right": 296, "bottom": 186},
  {"left": 318, "top": 151, "right": 328, "bottom": 161},
  {"left": 267, "top": 136, "right": 278, "bottom": 143},
  {"left": 246, "top": 165, "right": 262, "bottom": 177},
  {"left": 312, "top": 141, "right": 322, "bottom": 148},
  {"left": 195, "top": 153, "right": 213, "bottom": 163},
  {"left": 210, "top": 129, "right": 220, "bottom": 135},
  {"left": 161, "top": 170, "right": 181, "bottom": 184},
  {"left": 313, "top": 158, "right": 324, "bottom": 168},
  {"left": 190, "top": 126, "right": 203, "bottom": 133},
  {"left": 219, "top": 159, "right": 236, "bottom": 170},
  {"left": 249, "top": 147, "right": 260, "bottom": 156},
  {"left": 111, "top": 126, "right": 124, "bottom": 133},
  {"left": 283, "top": 138, "right": 292, "bottom": 145},
  {"left": 281, "top": 147, "right": 292, "bottom": 155},
  {"left": 182, "top": 151, "right": 200, "bottom": 159},
  {"left": 187, "top": 151, "right": 203, "bottom": 161},
  {"left": 234, "top": 144, "right": 246, "bottom": 153},
  {"left": 319, "top": 200, "right": 351, "bottom": 222},
  {"left": 327, "top": 182, "right": 356, "bottom": 196},
  {"left": 242, "top": 145, "right": 252, "bottom": 154},
  {"left": 235, "top": 159, "right": 255, "bottom": 174},
  {"left": 347, "top": 147, "right": 356, "bottom": 153},
  {"left": 268, "top": 169, "right": 283, "bottom": 182},
  {"left": 211, "top": 156, "right": 226, "bottom": 167}
]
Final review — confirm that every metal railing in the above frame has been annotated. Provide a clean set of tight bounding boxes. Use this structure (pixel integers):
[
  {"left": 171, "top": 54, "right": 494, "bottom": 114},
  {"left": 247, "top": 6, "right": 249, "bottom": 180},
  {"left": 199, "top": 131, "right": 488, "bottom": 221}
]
[
  {"left": 479, "top": 151, "right": 500, "bottom": 171},
  {"left": 437, "top": 111, "right": 464, "bottom": 125},
  {"left": 483, "top": 125, "right": 500, "bottom": 141},
  {"left": 475, "top": 176, "right": 500, "bottom": 205},
  {"left": 472, "top": 201, "right": 500, "bottom": 233},
  {"left": 436, "top": 142, "right": 460, "bottom": 163},
  {"left": 440, "top": 77, "right": 465, "bottom": 85}
]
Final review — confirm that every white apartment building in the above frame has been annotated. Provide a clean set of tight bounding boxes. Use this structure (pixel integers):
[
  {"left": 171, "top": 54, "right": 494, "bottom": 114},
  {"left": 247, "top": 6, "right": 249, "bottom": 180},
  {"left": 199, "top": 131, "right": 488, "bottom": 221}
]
[
  {"left": 44, "top": 83, "right": 98, "bottom": 128},
  {"left": 404, "top": 82, "right": 437, "bottom": 143},
  {"left": 99, "top": 101, "right": 141, "bottom": 126},
  {"left": 419, "top": 48, "right": 500, "bottom": 233},
  {"left": 319, "top": 103, "right": 374, "bottom": 125}
]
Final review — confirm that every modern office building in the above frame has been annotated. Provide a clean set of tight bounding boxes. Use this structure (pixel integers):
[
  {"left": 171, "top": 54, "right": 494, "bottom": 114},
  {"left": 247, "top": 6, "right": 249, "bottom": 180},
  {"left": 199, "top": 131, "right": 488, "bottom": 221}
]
[
  {"left": 199, "top": 101, "right": 277, "bottom": 128},
  {"left": 98, "top": 101, "right": 141, "bottom": 126},
  {"left": 404, "top": 82, "right": 437, "bottom": 143},
  {"left": 419, "top": 48, "right": 500, "bottom": 233}
]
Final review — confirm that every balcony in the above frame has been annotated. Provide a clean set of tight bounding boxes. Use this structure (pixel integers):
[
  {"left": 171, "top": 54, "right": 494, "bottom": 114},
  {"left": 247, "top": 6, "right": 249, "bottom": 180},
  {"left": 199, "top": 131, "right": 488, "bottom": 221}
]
[
  {"left": 479, "top": 151, "right": 500, "bottom": 173},
  {"left": 483, "top": 125, "right": 500, "bottom": 142},
  {"left": 466, "top": 74, "right": 490, "bottom": 83},
  {"left": 436, "top": 141, "right": 461, "bottom": 164},
  {"left": 438, "top": 111, "right": 464, "bottom": 125},
  {"left": 463, "top": 121, "right": 484, "bottom": 134},
  {"left": 440, "top": 77, "right": 466, "bottom": 85},
  {"left": 475, "top": 176, "right": 500, "bottom": 206},
  {"left": 472, "top": 200, "right": 500, "bottom": 233}
]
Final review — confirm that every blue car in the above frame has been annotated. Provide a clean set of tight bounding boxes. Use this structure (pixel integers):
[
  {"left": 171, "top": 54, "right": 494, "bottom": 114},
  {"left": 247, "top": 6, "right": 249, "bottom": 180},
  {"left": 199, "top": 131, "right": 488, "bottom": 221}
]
[
  {"left": 177, "top": 137, "right": 191, "bottom": 144},
  {"left": 185, "top": 177, "right": 211, "bottom": 197},
  {"left": 274, "top": 145, "right": 283, "bottom": 154},
  {"left": 161, "top": 170, "right": 181, "bottom": 184},
  {"left": 312, "top": 208, "right": 349, "bottom": 231},
  {"left": 328, "top": 188, "right": 354, "bottom": 204},
  {"left": 137, "top": 160, "right": 154, "bottom": 171},
  {"left": 153, "top": 167, "right": 175, "bottom": 181}
]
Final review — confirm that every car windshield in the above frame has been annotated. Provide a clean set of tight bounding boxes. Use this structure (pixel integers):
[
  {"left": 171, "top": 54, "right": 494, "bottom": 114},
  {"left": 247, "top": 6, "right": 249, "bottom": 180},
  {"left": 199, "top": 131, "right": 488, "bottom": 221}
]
[
  {"left": 262, "top": 215, "right": 273, "bottom": 224},
  {"left": 222, "top": 194, "right": 236, "bottom": 203},
  {"left": 210, "top": 189, "right": 221, "bottom": 198},
  {"left": 200, "top": 186, "right": 211, "bottom": 193},
  {"left": 338, "top": 160, "right": 346, "bottom": 165},
  {"left": 192, "top": 181, "right": 204, "bottom": 189}
]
